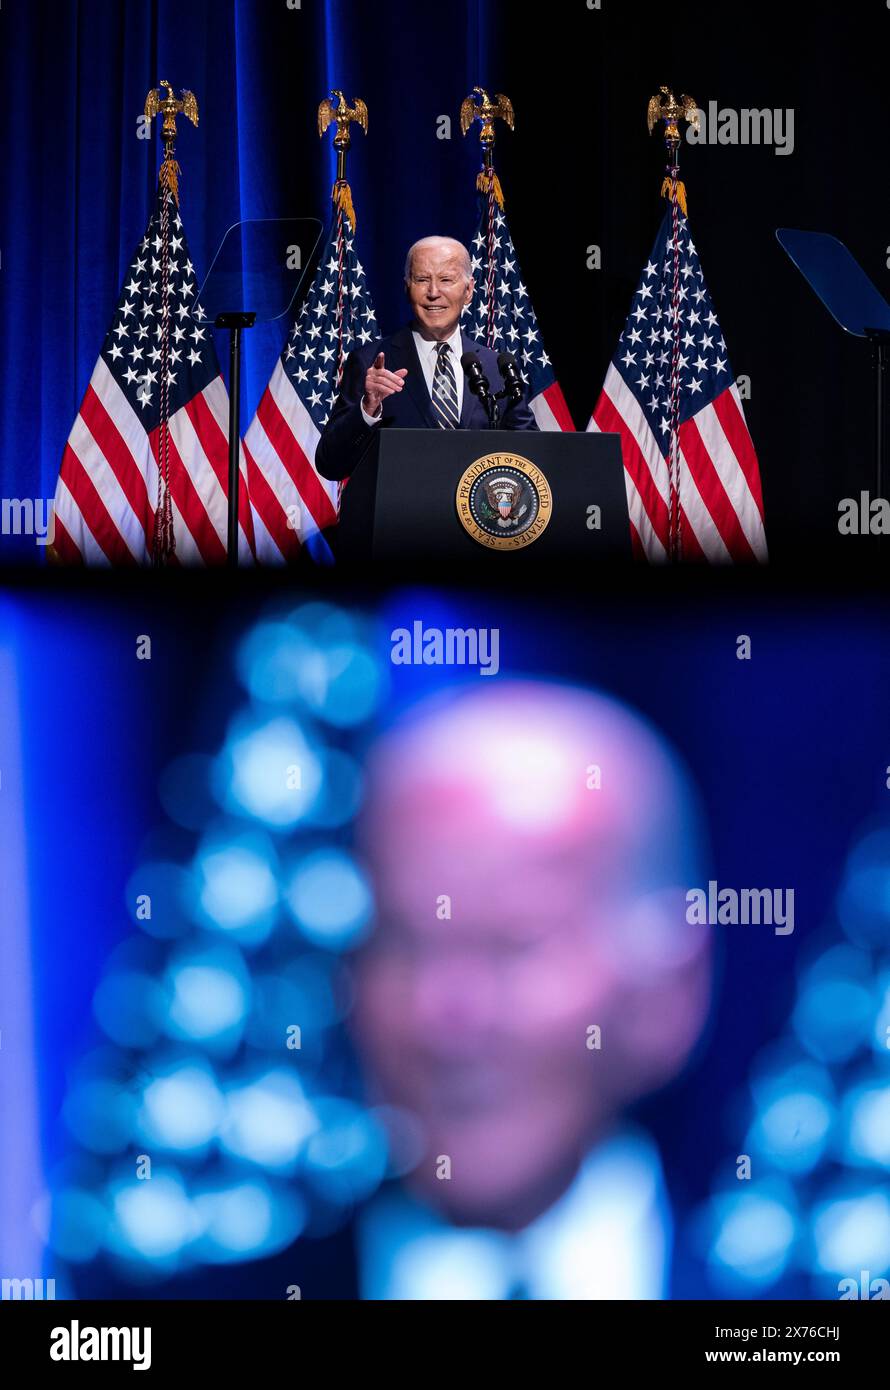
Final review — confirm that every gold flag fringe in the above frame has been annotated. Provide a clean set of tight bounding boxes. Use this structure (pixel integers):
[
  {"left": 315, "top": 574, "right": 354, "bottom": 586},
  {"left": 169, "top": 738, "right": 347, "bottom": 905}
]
[
  {"left": 332, "top": 180, "right": 356, "bottom": 231},
  {"left": 159, "top": 154, "right": 182, "bottom": 207},
  {"left": 660, "top": 176, "right": 688, "bottom": 217},
  {"left": 476, "top": 169, "right": 504, "bottom": 210}
]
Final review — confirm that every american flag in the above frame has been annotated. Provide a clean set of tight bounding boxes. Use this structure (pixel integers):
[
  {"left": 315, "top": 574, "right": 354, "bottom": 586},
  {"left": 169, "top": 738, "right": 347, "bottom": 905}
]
[
  {"left": 53, "top": 187, "right": 255, "bottom": 565},
  {"left": 588, "top": 206, "right": 767, "bottom": 562},
  {"left": 463, "top": 197, "right": 574, "bottom": 431},
  {"left": 243, "top": 209, "right": 378, "bottom": 564}
]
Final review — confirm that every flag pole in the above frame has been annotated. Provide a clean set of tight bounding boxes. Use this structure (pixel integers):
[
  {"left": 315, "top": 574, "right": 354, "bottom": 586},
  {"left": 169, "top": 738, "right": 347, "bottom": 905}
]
[
  {"left": 318, "top": 89, "right": 368, "bottom": 241},
  {"left": 143, "top": 82, "right": 199, "bottom": 565},
  {"left": 318, "top": 91, "right": 368, "bottom": 512},
  {"left": 647, "top": 88, "right": 700, "bottom": 562},
  {"left": 460, "top": 87, "right": 513, "bottom": 356}
]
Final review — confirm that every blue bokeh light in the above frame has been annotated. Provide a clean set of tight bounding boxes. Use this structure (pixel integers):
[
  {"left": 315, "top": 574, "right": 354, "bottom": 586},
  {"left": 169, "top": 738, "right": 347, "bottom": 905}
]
[
  {"left": 842, "top": 1081, "right": 890, "bottom": 1168},
  {"left": 747, "top": 1087, "right": 834, "bottom": 1174},
  {"left": 192, "top": 828, "right": 279, "bottom": 942},
  {"left": 706, "top": 1183, "right": 798, "bottom": 1285},
  {"left": 163, "top": 945, "right": 251, "bottom": 1049},
  {"left": 235, "top": 606, "right": 386, "bottom": 727},
  {"left": 793, "top": 971, "right": 874, "bottom": 1065},
  {"left": 215, "top": 712, "right": 323, "bottom": 828},
  {"left": 220, "top": 1069, "right": 318, "bottom": 1172},
  {"left": 60, "top": 601, "right": 388, "bottom": 1283},
  {"left": 812, "top": 1187, "right": 890, "bottom": 1275},
  {"left": 192, "top": 1178, "right": 306, "bottom": 1263},
  {"left": 302, "top": 1098, "right": 389, "bottom": 1204},
  {"left": 284, "top": 849, "right": 373, "bottom": 950},
  {"left": 107, "top": 1170, "right": 198, "bottom": 1265},
  {"left": 137, "top": 1061, "right": 225, "bottom": 1154}
]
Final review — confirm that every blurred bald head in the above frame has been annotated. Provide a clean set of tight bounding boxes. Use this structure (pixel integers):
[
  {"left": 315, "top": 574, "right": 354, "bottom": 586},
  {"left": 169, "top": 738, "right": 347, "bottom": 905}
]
[{"left": 354, "top": 681, "right": 711, "bottom": 1229}]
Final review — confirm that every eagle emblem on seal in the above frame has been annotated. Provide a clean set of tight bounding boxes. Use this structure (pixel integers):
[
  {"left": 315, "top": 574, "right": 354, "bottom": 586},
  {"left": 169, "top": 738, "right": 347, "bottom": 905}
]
[{"left": 483, "top": 474, "right": 529, "bottom": 528}]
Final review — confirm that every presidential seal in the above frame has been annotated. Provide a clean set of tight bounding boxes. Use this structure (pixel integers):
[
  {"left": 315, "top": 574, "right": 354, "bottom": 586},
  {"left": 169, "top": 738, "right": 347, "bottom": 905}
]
[{"left": 455, "top": 452, "right": 552, "bottom": 550}]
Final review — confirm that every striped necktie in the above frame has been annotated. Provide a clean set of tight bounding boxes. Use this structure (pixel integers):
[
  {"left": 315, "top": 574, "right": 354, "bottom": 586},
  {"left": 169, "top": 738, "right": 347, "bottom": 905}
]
[{"left": 431, "top": 340, "right": 460, "bottom": 429}]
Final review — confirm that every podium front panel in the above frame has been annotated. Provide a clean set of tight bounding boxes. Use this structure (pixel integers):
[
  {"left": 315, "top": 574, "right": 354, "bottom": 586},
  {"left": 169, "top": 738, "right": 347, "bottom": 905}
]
[{"left": 338, "top": 429, "right": 631, "bottom": 564}]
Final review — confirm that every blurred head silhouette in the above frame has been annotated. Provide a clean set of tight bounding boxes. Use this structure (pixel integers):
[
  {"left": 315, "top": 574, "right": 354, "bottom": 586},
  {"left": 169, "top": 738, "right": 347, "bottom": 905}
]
[{"left": 354, "top": 680, "right": 711, "bottom": 1231}]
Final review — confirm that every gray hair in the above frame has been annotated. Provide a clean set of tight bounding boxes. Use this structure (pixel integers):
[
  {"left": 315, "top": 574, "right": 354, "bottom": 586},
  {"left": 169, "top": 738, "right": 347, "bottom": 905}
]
[{"left": 404, "top": 236, "right": 472, "bottom": 285}]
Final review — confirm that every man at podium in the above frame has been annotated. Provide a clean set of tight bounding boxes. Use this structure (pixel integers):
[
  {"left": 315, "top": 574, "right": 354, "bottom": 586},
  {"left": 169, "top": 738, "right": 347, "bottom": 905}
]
[{"left": 316, "top": 235, "right": 538, "bottom": 484}]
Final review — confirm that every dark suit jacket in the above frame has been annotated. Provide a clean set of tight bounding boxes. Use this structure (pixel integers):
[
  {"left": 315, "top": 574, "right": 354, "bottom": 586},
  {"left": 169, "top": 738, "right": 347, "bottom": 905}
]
[{"left": 315, "top": 324, "right": 538, "bottom": 482}]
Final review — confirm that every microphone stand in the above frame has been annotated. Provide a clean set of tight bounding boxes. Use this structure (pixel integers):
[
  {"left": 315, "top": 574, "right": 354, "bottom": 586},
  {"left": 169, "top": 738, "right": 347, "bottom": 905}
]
[{"left": 493, "top": 386, "right": 522, "bottom": 425}]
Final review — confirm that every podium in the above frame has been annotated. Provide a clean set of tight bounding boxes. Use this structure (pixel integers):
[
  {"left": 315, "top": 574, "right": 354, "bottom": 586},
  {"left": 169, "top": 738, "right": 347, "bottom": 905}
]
[{"left": 335, "top": 429, "right": 631, "bottom": 564}]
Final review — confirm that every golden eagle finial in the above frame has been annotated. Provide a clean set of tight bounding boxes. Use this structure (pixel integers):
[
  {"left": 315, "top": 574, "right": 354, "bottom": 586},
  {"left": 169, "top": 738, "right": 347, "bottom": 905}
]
[
  {"left": 460, "top": 86, "right": 514, "bottom": 139},
  {"left": 317, "top": 89, "right": 368, "bottom": 144},
  {"left": 460, "top": 87, "right": 514, "bottom": 210},
  {"left": 317, "top": 90, "right": 368, "bottom": 232},
  {"left": 647, "top": 87, "right": 699, "bottom": 218},
  {"left": 144, "top": 80, "right": 199, "bottom": 137},
  {"left": 144, "top": 81, "right": 199, "bottom": 205},
  {"left": 647, "top": 86, "right": 699, "bottom": 140}
]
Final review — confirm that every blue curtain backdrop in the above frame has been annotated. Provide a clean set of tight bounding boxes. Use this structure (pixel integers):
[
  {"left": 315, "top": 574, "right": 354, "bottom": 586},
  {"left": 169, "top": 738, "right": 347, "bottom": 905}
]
[{"left": 0, "top": 0, "right": 498, "bottom": 560}]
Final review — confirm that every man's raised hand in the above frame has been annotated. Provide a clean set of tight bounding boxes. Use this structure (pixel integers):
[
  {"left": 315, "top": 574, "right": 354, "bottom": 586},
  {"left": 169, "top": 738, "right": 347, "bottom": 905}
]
[{"left": 362, "top": 352, "right": 408, "bottom": 417}]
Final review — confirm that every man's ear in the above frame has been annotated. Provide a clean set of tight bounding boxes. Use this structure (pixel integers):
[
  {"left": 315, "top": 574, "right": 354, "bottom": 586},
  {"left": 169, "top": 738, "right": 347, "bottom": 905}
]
[{"left": 464, "top": 277, "right": 475, "bottom": 305}]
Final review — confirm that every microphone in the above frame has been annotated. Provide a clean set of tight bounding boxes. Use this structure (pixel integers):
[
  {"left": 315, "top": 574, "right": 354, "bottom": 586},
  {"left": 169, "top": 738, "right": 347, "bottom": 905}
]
[
  {"left": 496, "top": 352, "right": 524, "bottom": 406},
  {"left": 460, "top": 351, "right": 494, "bottom": 405}
]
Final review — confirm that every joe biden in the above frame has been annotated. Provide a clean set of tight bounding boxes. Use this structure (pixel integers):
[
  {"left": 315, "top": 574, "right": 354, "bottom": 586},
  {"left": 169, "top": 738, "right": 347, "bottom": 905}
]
[{"left": 315, "top": 235, "right": 538, "bottom": 484}]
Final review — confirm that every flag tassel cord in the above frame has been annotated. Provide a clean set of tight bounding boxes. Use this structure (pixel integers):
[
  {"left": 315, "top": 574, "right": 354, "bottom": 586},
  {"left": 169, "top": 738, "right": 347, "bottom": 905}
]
[
  {"left": 151, "top": 166, "right": 176, "bottom": 565},
  {"left": 316, "top": 91, "right": 367, "bottom": 517},
  {"left": 486, "top": 174, "right": 497, "bottom": 350},
  {"left": 144, "top": 81, "right": 199, "bottom": 564},
  {"left": 335, "top": 203, "right": 348, "bottom": 515},
  {"left": 666, "top": 158, "right": 683, "bottom": 563}
]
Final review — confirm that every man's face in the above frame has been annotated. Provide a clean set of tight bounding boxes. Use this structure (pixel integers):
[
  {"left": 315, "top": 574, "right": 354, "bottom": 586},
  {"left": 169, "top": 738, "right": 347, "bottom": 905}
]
[
  {"left": 406, "top": 243, "right": 474, "bottom": 341},
  {"left": 352, "top": 688, "right": 710, "bottom": 1231},
  {"left": 354, "top": 779, "right": 636, "bottom": 1229}
]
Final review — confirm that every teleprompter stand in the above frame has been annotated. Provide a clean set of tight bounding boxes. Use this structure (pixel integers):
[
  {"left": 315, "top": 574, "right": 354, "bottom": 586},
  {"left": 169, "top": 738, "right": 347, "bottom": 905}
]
[
  {"left": 777, "top": 228, "right": 890, "bottom": 496},
  {"left": 200, "top": 217, "right": 323, "bottom": 564}
]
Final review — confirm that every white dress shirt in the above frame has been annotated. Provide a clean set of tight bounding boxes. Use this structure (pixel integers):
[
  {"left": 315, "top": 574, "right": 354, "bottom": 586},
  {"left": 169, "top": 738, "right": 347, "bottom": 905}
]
[
  {"left": 360, "top": 325, "right": 465, "bottom": 426},
  {"left": 357, "top": 1130, "right": 670, "bottom": 1301}
]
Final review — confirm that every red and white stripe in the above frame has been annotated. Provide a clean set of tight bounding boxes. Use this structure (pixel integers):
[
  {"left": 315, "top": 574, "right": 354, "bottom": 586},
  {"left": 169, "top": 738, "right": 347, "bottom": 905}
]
[
  {"left": 530, "top": 380, "right": 576, "bottom": 433},
  {"left": 242, "top": 359, "right": 339, "bottom": 564},
  {"left": 53, "top": 358, "right": 255, "bottom": 565},
  {"left": 588, "top": 365, "right": 767, "bottom": 564}
]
